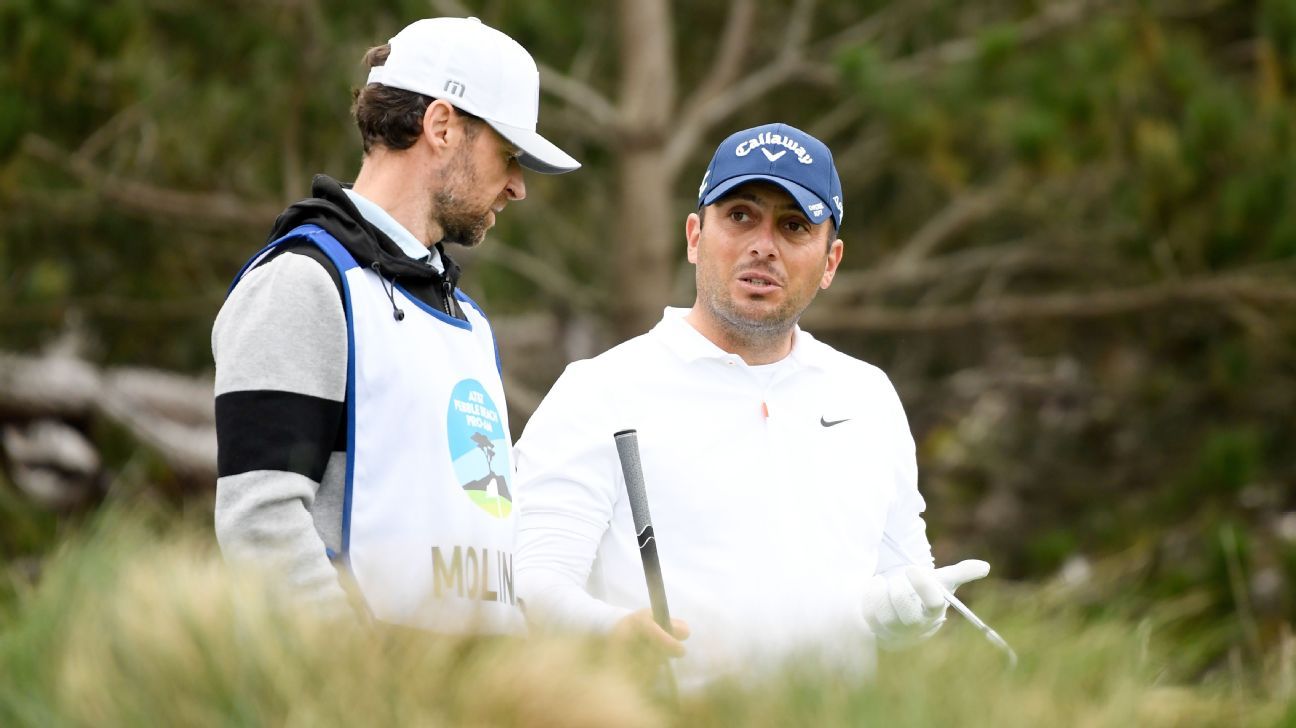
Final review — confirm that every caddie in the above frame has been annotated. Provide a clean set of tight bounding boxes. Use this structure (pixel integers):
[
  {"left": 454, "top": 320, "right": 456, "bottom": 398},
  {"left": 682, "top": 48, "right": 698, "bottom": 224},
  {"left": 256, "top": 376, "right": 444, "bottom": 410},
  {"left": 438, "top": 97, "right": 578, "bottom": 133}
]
[{"left": 213, "top": 16, "right": 578, "bottom": 632}]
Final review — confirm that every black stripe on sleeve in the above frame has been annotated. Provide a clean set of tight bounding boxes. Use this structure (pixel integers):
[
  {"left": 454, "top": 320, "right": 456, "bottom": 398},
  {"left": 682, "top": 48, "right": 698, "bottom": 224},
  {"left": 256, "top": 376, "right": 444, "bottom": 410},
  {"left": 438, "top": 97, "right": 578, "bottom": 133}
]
[{"left": 216, "top": 390, "right": 345, "bottom": 480}]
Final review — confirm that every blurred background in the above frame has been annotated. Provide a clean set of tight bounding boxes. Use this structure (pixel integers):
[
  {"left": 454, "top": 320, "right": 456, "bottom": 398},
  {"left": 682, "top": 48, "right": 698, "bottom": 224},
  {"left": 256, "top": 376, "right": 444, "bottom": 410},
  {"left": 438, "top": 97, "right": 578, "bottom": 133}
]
[{"left": 1, "top": 0, "right": 1294, "bottom": 692}]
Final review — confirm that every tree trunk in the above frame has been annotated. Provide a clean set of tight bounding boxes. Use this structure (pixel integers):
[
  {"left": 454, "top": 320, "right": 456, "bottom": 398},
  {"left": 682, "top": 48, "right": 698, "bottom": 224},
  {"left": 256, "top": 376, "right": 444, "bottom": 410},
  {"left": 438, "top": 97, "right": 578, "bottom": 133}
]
[
  {"left": 613, "top": 0, "right": 677, "bottom": 340},
  {"left": 614, "top": 150, "right": 678, "bottom": 338}
]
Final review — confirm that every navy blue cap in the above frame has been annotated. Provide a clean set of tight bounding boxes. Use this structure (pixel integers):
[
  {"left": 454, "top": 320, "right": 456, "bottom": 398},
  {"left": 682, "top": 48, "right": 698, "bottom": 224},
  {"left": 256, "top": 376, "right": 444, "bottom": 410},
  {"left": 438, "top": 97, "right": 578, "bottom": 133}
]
[{"left": 697, "top": 122, "right": 843, "bottom": 230}]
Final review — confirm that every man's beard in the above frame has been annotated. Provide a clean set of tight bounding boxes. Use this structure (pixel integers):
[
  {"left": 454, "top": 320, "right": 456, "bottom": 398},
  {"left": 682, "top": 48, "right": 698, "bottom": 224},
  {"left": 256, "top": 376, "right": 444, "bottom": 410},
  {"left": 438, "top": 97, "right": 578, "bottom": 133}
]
[
  {"left": 704, "top": 282, "right": 805, "bottom": 342},
  {"left": 433, "top": 148, "right": 491, "bottom": 247},
  {"left": 696, "top": 256, "right": 818, "bottom": 346}
]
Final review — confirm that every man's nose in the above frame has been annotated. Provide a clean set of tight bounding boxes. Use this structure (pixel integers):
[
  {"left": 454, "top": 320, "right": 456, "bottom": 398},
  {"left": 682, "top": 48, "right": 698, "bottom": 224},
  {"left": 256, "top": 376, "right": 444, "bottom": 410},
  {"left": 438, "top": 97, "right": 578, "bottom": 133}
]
[
  {"left": 748, "top": 222, "right": 777, "bottom": 258},
  {"left": 505, "top": 162, "right": 526, "bottom": 201}
]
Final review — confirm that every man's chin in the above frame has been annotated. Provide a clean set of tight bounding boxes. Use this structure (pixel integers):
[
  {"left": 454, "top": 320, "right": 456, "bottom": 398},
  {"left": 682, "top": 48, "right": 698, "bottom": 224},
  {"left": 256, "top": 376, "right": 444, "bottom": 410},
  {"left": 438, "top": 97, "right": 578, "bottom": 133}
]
[
  {"left": 716, "top": 301, "right": 796, "bottom": 334},
  {"left": 441, "top": 221, "right": 491, "bottom": 247},
  {"left": 452, "top": 233, "right": 487, "bottom": 248}
]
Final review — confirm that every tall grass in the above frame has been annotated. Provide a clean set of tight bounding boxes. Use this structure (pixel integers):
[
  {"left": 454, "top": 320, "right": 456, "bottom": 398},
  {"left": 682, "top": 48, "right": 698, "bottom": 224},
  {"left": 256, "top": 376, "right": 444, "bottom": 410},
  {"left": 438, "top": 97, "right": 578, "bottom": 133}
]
[{"left": 1, "top": 511, "right": 1290, "bottom": 727}]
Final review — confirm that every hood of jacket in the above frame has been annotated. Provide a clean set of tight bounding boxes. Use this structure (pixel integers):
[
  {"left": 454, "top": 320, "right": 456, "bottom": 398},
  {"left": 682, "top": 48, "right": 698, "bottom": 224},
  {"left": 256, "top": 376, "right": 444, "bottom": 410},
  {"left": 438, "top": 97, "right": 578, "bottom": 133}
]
[{"left": 266, "top": 174, "right": 460, "bottom": 287}]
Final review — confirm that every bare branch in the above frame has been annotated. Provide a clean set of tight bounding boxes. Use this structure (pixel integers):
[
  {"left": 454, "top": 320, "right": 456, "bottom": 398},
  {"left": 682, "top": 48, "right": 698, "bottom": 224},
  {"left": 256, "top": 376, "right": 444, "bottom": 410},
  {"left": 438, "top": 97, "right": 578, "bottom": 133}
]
[
  {"left": 0, "top": 351, "right": 101, "bottom": 419},
  {"left": 2, "top": 420, "right": 101, "bottom": 508},
  {"left": 536, "top": 60, "right": 620, "bottom": 130},
  {"left": 891, "top": 0, "right": 1110, "bottom": 80},
  {"left": 664, "top": 0, "right": 822, "bottom": 177},
  {"left": 830, "top": 243, "right": 1105, "bottom": 298},
  {"left": 741, "top": 0, "right": 1109, "bottom": 159},
  {"left": 885, "top": 185, "right": 1014, "bottom": 274},
  {"left": 76, "top": 101, "right": 151, "bottom": 163},
  {"left": 539, "top": 103, "right": 616, "bottom": 144},
  {"left": 783, "top": 0, "right": 818, "bottom": 62},
  {"left": 568, "top": 24, "right": 604, "bottom": 83},
  {"left": 431, "top": 1, "right": 620, "bottom": 135},
  {"left": 618, "top": 0, "right": 677, "bottom": 132},
  {"left": 21, "top": 135, "right": 281, "bottom": 229},
  {"left": 680, "top": 0, "right": 757, "bottom": 112},
  {"left": 808, "top": 102, "right": 867, "bottom": 142},
  {"left": 100, "top": 367, "right": 217, "bottom": 477},
  {"left": 0, "top": 350, "right": 216, "bottom": 479},
  {"left": 804, "top": 276, "right": 1296, "bottom": 332},
  {"left": 812, "top": 5, "right": 894, "bottom": 56},
  {"left": 464, "top": 243, "right": 602, "bottom": 311}
]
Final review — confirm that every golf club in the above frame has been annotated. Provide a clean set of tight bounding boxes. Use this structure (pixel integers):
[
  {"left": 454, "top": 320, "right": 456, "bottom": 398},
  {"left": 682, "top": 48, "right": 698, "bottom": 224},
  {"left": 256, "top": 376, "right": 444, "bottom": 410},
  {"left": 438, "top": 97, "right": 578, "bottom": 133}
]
[
  {"left": 614, "top": 428, "right": 680, "bottom": 699},
  {"left": 881, "top": 532, "right": 1018, "bottom": 668}
]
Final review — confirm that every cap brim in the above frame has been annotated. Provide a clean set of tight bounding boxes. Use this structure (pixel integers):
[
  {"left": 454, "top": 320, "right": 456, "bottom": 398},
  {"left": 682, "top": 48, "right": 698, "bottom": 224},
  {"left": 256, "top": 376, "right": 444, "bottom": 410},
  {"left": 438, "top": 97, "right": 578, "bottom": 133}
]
[
  {"left": 485, "top": 120, "right": 580, "bottom": 174},
  {"left": 701, "top": 174, "right": 836, "bottom": 228}
]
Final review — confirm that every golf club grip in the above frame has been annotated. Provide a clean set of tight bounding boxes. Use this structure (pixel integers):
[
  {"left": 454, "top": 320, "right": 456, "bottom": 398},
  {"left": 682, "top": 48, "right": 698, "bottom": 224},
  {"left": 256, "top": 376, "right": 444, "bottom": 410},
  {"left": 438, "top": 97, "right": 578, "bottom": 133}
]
[{"left": 614, "top": 429, "right": 673, "bottom": 631}]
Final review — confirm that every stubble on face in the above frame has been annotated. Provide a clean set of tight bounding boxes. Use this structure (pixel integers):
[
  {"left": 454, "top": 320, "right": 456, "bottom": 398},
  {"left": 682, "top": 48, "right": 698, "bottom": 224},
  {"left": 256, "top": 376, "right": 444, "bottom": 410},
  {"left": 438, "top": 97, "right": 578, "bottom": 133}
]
[
  {"left": 432, "top": 138, "right": 491, "bottom": 247},
  {"left": 693, "top": 217, "right": 827, "bottom": 351}
]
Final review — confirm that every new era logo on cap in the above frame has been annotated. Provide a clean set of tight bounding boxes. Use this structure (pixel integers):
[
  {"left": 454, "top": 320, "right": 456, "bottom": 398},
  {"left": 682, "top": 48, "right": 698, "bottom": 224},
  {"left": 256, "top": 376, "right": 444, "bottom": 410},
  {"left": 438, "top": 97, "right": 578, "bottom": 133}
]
[
  {"left": 697, "top": 122, "right": 843, "bottom": 229},
  {"left": 366, "top": 17, "right": 579, "bottom": 175}
]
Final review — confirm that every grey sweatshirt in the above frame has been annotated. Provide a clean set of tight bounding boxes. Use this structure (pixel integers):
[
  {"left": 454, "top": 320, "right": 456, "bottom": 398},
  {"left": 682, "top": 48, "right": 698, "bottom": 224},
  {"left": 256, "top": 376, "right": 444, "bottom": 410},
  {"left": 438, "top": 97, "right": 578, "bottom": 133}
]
[
  {"left": 213, "top": 177, "right": 464, "bottom": 618},
  {"left": 212, "top": 250, "right": 353, "bottom": 615}
]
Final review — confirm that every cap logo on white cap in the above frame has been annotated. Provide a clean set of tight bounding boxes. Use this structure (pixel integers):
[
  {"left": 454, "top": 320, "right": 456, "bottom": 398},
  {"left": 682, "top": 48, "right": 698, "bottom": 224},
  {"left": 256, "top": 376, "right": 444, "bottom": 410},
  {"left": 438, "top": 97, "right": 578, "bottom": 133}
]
[{"left": 366, "top": 16, "right": 580, "bottom": 174}]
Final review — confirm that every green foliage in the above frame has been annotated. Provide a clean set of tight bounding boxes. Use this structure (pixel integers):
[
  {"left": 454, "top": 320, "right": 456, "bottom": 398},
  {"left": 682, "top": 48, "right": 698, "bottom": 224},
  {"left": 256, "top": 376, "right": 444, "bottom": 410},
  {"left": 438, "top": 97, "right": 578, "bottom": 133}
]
[
  {"left": 0, "top": 513, "right": 1289, "bottom": 727},
  {"left": 1186, "top": 429, "right": 1263, "bottom": 498},
  {"left": 0, "top": 477, "right": 59, "bottom": 559},
  {"left": 1025, "top": 529, "right": 1078, "bottom": 574},
  {"left": 1, "top": 0, "right": 1293, "bottom": 698},
  {"left": 814, "top": 0, "right": 1296, "bottom": 678}
]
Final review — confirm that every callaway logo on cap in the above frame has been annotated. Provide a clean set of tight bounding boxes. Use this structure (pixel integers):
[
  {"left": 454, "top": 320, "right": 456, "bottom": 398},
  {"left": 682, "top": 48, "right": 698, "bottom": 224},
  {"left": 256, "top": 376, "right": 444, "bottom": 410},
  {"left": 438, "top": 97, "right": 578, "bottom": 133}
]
[
  {"left": 697, "top": 122, "right": 844, "bottom": 229},
  {"left": 366, "top": 17, "right": 580, "bottom": 174}
]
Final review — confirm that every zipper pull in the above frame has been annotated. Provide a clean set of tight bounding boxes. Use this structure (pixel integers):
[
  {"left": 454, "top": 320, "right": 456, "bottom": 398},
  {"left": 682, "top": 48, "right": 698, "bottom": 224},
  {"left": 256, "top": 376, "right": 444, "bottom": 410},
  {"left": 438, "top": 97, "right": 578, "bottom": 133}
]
[
  {"left": 761, "top": 401, "right": 769, "bottom": 419},
  {"left": 441, "top": 279, "right": 454, "bottom": 317}
]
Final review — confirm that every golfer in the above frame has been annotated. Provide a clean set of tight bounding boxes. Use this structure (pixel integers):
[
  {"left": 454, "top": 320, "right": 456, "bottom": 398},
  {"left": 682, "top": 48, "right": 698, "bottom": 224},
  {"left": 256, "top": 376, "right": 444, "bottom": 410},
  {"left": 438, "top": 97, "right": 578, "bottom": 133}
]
[
  {"left": 213, "top": 17, "right": 578, "bottom": 632},
  {"left": 513, "top": 123, "right": 986, "bottom": 683}
]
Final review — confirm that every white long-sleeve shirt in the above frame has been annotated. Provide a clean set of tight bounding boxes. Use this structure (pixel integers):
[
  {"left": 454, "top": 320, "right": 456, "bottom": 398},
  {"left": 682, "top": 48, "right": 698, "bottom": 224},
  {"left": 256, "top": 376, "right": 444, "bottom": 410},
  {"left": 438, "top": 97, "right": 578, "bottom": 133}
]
[{"left": 514, "top": 308, "right": 934, "bottom": 685}]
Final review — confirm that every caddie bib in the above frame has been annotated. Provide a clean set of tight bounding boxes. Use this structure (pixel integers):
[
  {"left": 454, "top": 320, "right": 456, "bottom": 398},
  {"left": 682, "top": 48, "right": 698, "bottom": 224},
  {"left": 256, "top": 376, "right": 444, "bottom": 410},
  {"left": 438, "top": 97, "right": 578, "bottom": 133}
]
[{"left": 231, "top": 224, "right": 524, "bottom": 634}]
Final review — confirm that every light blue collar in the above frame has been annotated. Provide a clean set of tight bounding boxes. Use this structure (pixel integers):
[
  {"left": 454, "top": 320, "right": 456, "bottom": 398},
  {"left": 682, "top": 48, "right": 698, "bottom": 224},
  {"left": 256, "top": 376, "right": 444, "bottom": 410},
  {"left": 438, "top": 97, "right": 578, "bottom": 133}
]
[{"left": 343, "top": 188, "right": 444, "bottom": 273}]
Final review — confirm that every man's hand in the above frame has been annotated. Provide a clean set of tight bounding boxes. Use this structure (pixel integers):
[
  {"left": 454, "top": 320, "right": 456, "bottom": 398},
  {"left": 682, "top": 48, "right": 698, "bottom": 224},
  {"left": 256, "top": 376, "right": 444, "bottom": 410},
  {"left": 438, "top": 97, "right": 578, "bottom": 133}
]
[
  {"left": 862, "top": 560, "right": 990, "bottom": 646},
  {"left": 611, "top": 608, "right": 690, "bottom": 658}
]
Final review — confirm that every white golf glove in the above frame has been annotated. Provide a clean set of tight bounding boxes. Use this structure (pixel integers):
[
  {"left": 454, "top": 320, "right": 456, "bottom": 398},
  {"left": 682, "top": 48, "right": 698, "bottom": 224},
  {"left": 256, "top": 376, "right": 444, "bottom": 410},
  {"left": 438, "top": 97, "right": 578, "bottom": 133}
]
[{"left": 862, "top": 560, "right": 990, "bottom": 647}]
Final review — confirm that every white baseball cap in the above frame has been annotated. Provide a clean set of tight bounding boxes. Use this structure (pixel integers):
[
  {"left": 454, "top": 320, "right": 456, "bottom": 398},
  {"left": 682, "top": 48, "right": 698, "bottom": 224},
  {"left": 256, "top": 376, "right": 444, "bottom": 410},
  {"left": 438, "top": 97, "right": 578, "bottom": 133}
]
[{"left": 366, "top": 17, "right": 580, "bottom": 174}]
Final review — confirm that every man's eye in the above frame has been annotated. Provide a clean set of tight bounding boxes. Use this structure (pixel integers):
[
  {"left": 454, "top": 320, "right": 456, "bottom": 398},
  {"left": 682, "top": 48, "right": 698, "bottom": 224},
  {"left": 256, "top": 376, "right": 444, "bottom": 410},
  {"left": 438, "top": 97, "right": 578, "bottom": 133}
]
[{"left": 729, "top": 210, "right": 750, "bottom": 222}]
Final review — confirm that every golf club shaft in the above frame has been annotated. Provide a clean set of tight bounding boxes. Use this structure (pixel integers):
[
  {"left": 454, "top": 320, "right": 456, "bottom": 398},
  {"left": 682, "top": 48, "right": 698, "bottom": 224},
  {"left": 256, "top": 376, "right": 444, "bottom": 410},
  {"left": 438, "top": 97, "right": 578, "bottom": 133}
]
[
  {"left": 615, "top": 429, "right": 673, "bottom": 630},
  {"left": 614, "top": 429, "right": 680, "bottom": 698},
  {"left": 880, "top": 532, "right": 1018, "bottom": 667}
]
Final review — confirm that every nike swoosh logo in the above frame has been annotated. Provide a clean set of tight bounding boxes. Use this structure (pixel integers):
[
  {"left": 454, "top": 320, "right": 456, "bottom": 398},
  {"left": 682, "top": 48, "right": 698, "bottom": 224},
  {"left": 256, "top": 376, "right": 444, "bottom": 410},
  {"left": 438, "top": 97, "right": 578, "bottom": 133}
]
[
  {"left": 820, "top": 417, "right": 850, "bottom": 427},
  {"left": 760, "top": 148, "right": 787, "bottom": 162}
]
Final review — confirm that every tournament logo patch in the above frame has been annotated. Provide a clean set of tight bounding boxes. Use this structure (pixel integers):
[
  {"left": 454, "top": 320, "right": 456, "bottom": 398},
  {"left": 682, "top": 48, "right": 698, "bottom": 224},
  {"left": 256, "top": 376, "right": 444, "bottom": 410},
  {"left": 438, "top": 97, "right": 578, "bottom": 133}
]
[{"left": 446, "top": 379, "right": 512, "bottom": 518}]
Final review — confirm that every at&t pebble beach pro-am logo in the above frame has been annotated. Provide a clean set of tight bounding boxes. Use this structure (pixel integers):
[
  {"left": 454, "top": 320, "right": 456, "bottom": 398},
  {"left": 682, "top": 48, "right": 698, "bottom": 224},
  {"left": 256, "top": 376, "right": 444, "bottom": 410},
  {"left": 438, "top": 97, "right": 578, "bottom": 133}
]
[{"left": 447, "top": 379, "right": 512, "bottom": 518}]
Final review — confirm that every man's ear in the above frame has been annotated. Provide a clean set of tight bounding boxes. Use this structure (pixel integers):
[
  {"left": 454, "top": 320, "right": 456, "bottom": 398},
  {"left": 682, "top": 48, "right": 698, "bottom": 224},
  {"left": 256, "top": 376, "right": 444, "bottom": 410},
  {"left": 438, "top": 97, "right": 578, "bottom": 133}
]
[
  {"left": 685, "top": 211, "right": 703, "bottom": 264},
  {"left": 820, "top": 238, "right": 844, "bottom": 289},
  {"left": 421, "top": 99, "right": 457, "bottom": 154}
]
